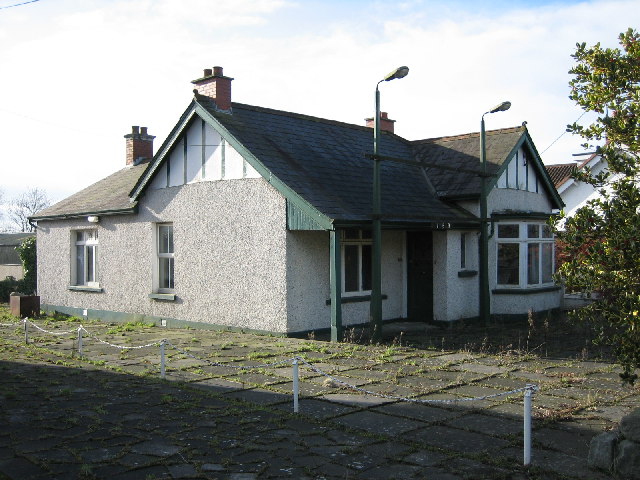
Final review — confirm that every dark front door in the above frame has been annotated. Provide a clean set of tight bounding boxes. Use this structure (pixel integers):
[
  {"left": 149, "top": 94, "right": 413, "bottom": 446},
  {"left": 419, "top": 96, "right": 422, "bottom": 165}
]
[{"left": 407, "top": 231, "right": 433, "bottom": 322}]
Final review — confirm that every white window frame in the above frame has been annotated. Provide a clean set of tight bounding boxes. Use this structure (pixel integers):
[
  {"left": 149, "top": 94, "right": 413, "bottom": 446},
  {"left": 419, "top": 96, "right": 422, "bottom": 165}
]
[
  {"left": 341, "top": 229, "right": 372, "bottom": 295},
  {"left": 72, "top": 230, "right": 99, "bottom": 287},
  {"left": 496, "top": 222, "right": 554, "bottom": 288},
  {"left": 156, "top": 223, "right": 175, "bottom": 293}
]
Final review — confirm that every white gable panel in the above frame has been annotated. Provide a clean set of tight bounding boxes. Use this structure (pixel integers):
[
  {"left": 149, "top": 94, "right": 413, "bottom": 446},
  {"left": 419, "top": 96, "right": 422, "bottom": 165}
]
[
  {"left": 245, "top": 161, "right": 260, "bottom": 178},
  {"left": 150, "top": 163, "right": 167, "bottom": 190},
  {"left": 186, "top": 121, "right": 202, "bottom": 184},
  {"left": 225, "top": 143, "right": 244, "bottom": 179},
  {"left": 168, "top": 139, "right": 185, "bottom": 187},
  {"left": 203, "top": 124, "right": 222, "bottom": 181}
]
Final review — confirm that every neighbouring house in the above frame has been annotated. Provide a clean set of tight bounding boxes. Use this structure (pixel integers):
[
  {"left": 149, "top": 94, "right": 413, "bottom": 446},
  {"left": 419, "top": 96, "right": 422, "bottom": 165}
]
[
  {"left": 0, "top": 233, "right": 33, "bottom": 281},
  {"left": 545, "top": 152, "right": 605, "bottom": 218},
  {"left": 31, "top": 66, "right": 564, "bottom": 338}
]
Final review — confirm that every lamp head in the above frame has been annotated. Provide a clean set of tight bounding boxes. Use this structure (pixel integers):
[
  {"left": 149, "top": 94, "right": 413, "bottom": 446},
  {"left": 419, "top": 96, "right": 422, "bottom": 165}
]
[
  {"left": 383, "top": 66, "right": 409, "bottom": 82},
  {"left": 489, "top": 101, "right": 511, "bottom": 114}
]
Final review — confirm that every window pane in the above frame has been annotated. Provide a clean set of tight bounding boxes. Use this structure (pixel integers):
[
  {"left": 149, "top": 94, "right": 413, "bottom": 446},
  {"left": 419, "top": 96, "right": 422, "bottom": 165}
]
[
  {"left": 361, "top": 244, "right": 372, "bottom": 291},
  {"left": 159, "top": 225, "right": 173, "bottom": 254},
  {"left": 498, "top": 224, "right": 519, "bottom": 238},
  {"left": 360, "top": 230, "right": 372, "bottom": 240},
  {"left": 343, "top": 230, "right": 359, "bottom": 240},
  {"left": 497, "top": 243, "right": 519, "bottom": 285},
  {"left": 344, "top": 245, "right": 359, "bottom": 292},
  {"left": 76, "top": 245, "right": 85, "bottom": 285},
  {"left": 527, "top": 224, "right": 539, "bottom": 238},
  {"left": 542, "top": 243, "right": 554, "bottom": 283},
  {"left": 87, "top": 245, "right": 94, "bottom": 283},
  {"left": 159, "top": 257, "right": 174, "bottom": 289},
  {"left": 528, "top": 243, "right": 540, "bottom": 285},
  {"left": 541, "top": 225, "right": 553, "bottom": 238}
]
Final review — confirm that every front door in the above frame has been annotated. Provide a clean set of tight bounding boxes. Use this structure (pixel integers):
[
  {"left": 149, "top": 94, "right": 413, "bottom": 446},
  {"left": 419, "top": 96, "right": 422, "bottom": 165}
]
[{"left": 407, "top": 231, "right": 433, "bottom": 322}]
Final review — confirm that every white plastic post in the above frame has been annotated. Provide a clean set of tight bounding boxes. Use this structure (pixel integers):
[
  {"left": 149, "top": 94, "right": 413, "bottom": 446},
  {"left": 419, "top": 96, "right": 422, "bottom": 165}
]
[
  {"left": 23, "top": 318, "right": 28, "bottom": 344},
  {"left": 78, "top": 327, "right": 83, "bottom": 357},
  {"left": 292, "top": 358, "right": 299, "bottom": 413},
  {"left": 524, "top": 384, "right": 533, "bottom": 465},
  {"left": 160, "top": 340, "right": 166, "bottom": 379}
]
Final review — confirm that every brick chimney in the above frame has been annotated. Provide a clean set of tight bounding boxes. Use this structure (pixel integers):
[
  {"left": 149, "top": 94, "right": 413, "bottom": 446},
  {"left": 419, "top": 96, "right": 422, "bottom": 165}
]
[
  {"left": 191, "top": 66, "right": 234, "bottom": 111},
  {"left": 124, "top": 126, "right": 155, "bottom": 166},
  {"left": 365, "top": 112, "right": 396, "bottom": 134}
]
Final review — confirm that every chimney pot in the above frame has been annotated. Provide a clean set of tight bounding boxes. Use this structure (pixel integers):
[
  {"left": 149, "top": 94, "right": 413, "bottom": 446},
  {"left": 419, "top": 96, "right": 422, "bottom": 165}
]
[
  {"left": 191, "top": 65, "right": 233, "bottom": 112},
  {"left": 125, "top": 126, "right": 155, "bottom": 166}
]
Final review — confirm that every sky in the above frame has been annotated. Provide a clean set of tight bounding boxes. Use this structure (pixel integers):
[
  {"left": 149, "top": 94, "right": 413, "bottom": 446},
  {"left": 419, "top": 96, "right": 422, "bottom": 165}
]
[{"left": 0, "top": 0, "right": 638, "bottom": 224}]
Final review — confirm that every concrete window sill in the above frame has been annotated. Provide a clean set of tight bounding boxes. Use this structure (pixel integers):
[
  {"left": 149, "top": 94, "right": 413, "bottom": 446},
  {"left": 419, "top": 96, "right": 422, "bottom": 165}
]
[
  {"left": 68, "top": 286, "right": 103, "bottom": 293},
  {"left": 493, "top": 285, "right": 561, "bottom": 295},
  {"left": 149, "top": 293, "right": 176, "bottom": 302},
  {"left": 458, "top": 270, "right": 478, "bottom": 278},
  {"left": 326, "top": 294, "right": 387, "bottom": 305}
]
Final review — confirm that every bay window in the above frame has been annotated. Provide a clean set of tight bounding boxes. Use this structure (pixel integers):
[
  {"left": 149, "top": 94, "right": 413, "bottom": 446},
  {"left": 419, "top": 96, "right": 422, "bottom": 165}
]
[{"left": 496, "top": 223, "right": 554, "bottom": 288}]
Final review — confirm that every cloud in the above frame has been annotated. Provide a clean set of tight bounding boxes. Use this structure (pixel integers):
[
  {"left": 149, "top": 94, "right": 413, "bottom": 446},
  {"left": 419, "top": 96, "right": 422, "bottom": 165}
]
[{"left": 0, "top": 0, "right": 638, "bottom": 202}]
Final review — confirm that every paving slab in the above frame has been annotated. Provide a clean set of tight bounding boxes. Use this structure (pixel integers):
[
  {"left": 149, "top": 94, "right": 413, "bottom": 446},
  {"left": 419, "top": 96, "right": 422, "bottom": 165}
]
[
  {"left": 333, "top": 410, "right": 424, "bottom": 436},
  {"left": 410, "top": 425, "right": 510, "bottom": 453}
]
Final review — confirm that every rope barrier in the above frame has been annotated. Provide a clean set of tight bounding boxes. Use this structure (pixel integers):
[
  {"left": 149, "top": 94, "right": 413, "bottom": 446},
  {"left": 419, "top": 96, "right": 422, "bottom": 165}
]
[{"left": 3, "top": 318, "right": 538, "bottom": 465}]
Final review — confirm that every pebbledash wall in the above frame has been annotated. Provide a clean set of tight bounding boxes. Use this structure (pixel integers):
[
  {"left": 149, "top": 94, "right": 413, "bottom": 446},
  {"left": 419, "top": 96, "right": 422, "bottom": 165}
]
[
  {"left": 37, "top": 178, "right": 290, "bottom": 333},
  {"left": 37, "top": 176, "right": 407, "bottom": 334}
]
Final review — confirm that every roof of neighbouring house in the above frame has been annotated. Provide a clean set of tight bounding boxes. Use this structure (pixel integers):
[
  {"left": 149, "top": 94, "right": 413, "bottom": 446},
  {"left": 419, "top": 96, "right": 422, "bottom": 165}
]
[
  {"left": 545, "top": 162, "right": 579, "bottom": 188},
  {"left": 0, "top": 232, "right": 34, "bottom": 246},
  {"left": 31, "top": 163, "right": 150, "bottom": 220}
]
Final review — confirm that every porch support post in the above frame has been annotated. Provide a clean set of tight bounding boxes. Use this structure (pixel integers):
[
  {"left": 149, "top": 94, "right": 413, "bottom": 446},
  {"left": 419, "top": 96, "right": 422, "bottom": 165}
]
[{"left": 330, "top": 229, "right": 343, "bottom": 342}]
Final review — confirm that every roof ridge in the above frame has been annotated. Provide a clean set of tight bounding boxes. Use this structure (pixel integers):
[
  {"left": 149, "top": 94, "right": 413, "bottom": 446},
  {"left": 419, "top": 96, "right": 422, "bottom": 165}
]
[
  {"left": 230, "top": 101, "right": 396, "bottom": 135},
  {"left": 412, "top": 126, "right": 524, "bottom": 144}
]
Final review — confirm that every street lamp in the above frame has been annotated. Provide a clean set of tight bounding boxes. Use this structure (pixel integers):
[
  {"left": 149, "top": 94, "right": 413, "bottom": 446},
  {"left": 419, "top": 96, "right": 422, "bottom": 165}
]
[
  {"left": 479, "top": 101, "right": 511, "bottom": 326},
  {"left": 371, "top": 66, "right": 409, "bottom": 342}
]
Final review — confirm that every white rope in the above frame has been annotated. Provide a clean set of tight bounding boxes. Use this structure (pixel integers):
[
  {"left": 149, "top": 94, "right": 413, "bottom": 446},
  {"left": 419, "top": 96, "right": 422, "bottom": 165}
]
[
  {"left": 165, "top": 340, "right": 295, "bottom": 369},
  {"left": 78, "top": 326, "right": 162, "bottom": 350},
  {"left": 297, "top": 357, "right": 538, "bottom": 404},
  {"left": 25, "top": 319, "right": 78, "bottom": 336}
]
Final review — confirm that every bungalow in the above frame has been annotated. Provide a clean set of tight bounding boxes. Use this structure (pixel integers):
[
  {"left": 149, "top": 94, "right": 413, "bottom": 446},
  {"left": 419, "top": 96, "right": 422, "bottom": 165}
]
[
  {"left": 31, "top": 66, "right": 563, "bottom": 339},
  {"left": 0, "top": 232, "right": 33, "bottom": 280}
]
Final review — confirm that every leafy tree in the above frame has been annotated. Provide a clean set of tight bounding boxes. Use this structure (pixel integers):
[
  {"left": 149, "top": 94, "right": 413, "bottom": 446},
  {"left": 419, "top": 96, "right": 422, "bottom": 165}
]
[
  {"left": 16, "top": 236, "right": 37, "bottom": 295},
  {"left": 9, "top": 188, "right": 50, "bottom": 232},
  {"left": 556, "top": 28, "right": 640, "bottom": 384}
]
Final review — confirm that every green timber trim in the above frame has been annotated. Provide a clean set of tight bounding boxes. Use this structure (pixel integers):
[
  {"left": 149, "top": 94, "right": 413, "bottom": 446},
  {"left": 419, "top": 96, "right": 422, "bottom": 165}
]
[
  {"left": 329, "top": 230, "right": 342, "bottom": 341},
  {"left": 194, "top": 103, "right": 333, "bottom": 230},
  {"left": 287, "top": 201, "right": 325, "bottom": 231},
  {"left": 31, "top": 206, "right": 138, "bottom": 222},
  {"left": 492, "top": 285, "right": 562, "bottom": 295},
  {"left": 487, "top": 130, "right": 564, "bottom": 209},
  {"left": 491, "top": 211, "right": 555, "bottom": 220},
  {"left": 40, "top": 304, "right": 286, "bottom": 336},
  {"left": 130, "top": 105, "right": 199, "bottom": 200},
  {"left": 457, "top": 270, "right": 477, "bottom": 278}
]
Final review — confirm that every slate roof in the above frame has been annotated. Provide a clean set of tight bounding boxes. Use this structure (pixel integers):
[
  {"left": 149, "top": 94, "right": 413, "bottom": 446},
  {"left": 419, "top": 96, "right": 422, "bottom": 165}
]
[
  {"left": 31, "top": 163, "right": 149, "bottom": 220},
  {"left": 545, "top": 162, "right": 578, "bottom": 188},
  {"left": 199, "top": 99, "right": 472, "bottom": 224},
  {"left": 35, "top": 97, "right": 550, "bottom": 226},
  {"left": 412, "top": 127, "right": 525, "bottom": 199},
  {"left": 0, "top": 233, "right": 34, "bottom": 246}
]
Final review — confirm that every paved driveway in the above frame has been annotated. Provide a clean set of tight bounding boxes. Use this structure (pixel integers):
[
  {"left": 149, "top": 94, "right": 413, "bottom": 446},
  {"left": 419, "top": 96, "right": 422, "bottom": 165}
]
[{"left": 0, "top": 313, "right": 637, "bottom": 479}]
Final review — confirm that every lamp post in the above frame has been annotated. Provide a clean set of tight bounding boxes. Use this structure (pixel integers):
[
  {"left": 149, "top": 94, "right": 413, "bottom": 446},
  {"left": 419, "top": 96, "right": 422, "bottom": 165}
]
[
  {"left": 371, "top": 66, "right": 409, "bottom": 342},
  {"left": 479, "top": 100, "right": 511, "bottom": 326}
]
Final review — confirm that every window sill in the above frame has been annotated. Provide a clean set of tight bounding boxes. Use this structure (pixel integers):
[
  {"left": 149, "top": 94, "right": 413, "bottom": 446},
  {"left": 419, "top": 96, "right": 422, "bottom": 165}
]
[
  {"left": 493, "top": 285, "right": 561, "bottom": 295},
  {"left": 458, "top": 270, "right": 478, "bottom": 278},
  {"left": 326, "top": 294, "right": 387, "bottom": 305},
  {"left": 68, "top": 285, "right": 103, "bottom": 293},
  {"left": 149, "top": 293, "right": 176, "bottom": 302}
]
